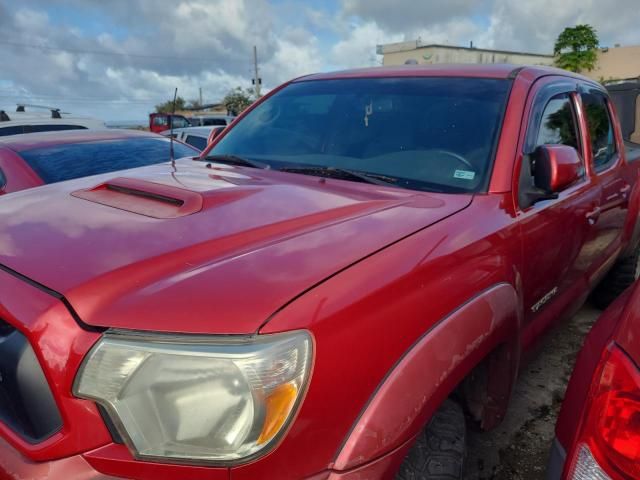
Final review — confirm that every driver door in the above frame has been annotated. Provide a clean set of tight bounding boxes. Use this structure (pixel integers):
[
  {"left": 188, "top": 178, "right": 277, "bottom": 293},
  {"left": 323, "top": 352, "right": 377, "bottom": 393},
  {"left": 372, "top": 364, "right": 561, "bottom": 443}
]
[{"left": 516, "top": 82, "right": 601, "bottom": 345}]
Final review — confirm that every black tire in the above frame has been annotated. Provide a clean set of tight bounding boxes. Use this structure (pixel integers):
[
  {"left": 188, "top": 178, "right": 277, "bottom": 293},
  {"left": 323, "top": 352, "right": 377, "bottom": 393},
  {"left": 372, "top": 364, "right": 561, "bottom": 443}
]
[
  {"left": 592, "top": 246, "right": 640, "bottom": 309},
  {"left": 396, "top": 399, "right": 466, "bottom": 480}
]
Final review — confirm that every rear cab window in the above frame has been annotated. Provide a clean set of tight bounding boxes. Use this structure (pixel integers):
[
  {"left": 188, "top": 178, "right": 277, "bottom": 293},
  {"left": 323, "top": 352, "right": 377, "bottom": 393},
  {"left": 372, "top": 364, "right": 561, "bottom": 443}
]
[{"left": 18, "top": 137, "right": 196, "bottom": 184}]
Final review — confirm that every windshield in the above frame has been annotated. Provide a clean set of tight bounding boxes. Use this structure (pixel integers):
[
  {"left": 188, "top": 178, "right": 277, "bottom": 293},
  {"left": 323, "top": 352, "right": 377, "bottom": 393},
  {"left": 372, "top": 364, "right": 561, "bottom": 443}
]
[
  {"left": 20, "top": 137, "right": 196, "bottom": 184},
  {"left": 211, "top": 77, "right": 511, "bottom": 193}
]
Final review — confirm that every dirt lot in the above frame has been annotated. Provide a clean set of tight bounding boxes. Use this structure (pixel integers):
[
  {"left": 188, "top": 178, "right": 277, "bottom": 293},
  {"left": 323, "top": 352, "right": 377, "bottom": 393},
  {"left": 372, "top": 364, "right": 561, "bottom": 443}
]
[{"left": 463, "top": 303, "right": 602, "bottom": 479}]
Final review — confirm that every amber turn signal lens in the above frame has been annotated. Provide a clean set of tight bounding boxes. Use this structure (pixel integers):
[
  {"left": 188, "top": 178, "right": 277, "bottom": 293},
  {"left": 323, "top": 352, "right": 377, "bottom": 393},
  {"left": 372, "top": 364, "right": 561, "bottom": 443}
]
[{"left": 258, "top": 382, "right": 299, "bottom": 445}]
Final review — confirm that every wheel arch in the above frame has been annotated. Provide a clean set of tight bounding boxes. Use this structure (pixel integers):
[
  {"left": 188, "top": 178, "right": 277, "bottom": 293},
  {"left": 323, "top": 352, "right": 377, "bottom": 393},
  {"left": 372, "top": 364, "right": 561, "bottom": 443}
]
[{"left": 332, "top": 282, "right": 521, "bottom": 472}]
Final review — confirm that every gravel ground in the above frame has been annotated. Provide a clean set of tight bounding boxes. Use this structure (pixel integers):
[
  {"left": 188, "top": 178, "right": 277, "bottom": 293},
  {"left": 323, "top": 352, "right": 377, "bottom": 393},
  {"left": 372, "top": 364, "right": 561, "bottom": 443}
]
[{"left": 463, "top": 303, "right": 602, "bottom": 480}]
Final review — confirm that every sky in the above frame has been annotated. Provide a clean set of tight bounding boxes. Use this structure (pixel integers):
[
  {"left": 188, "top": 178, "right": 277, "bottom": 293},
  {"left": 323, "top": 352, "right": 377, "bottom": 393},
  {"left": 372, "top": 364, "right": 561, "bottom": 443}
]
[{"left": 1, "top": 0, "right": 639, "bottom": 122}]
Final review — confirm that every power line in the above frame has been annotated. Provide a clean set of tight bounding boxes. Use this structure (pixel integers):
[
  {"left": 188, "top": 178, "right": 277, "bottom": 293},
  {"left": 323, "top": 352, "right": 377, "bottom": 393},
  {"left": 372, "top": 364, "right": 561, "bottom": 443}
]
[
  {"left": 0, "top": 39, "right": 212, "bottom": 62},
  {"left": 0, "top": 96, "right": 164, "bottom": 106},
  {"left": 0, "top": 91, "right": 164, "bottom": 101}
]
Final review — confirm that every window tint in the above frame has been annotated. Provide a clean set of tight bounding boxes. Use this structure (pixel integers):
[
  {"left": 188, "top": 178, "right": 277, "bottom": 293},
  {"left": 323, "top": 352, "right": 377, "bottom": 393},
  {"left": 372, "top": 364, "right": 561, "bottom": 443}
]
[
  {"left": 582, "top": 91, "right": 617, "bottom": 170},
  {"left": 202, "top": 118, "right": 228, "bottom": 126},
  {"left": 184, "top": 135, "right": 207, "bottom": 150},
  {"left": 26, "top": 124, "right": 87, "bottom": 133},
  {"left": 19, "top": 137, "right": 196, "bottom": 184},
  {"left": 0, "top": 126, "right": 24, "bottom": 136},
  {"left": 212, "top": 78, "right": 511, "bottom": 193},
  {"left": 536, "top": 94, "right": 580, "bottom": 151},
  {"left": 172, "top": 117, "right": 191, "bottom": 129}
]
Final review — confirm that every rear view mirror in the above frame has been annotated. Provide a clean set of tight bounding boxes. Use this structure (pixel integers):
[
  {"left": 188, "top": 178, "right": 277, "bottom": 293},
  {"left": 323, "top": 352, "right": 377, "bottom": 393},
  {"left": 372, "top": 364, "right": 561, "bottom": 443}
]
[
  {"left": 207, "top": 126, "right": 225, "bottom": 145},
  {"left": 533, "top": 145, "right": 582, "bottom": 193}
]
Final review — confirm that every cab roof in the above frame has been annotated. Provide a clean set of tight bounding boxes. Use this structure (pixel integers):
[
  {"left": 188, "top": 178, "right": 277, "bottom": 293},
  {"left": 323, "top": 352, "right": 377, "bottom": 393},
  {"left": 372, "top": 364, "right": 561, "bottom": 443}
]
[{"left": 296, "top": 64, "right": 597, "bottom": 84}]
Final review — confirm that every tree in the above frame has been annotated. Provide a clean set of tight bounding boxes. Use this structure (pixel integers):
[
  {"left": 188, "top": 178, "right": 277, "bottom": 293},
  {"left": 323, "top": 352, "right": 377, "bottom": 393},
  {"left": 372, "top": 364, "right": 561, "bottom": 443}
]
[
  {"left": 155, "top": 96, "right": 187, "bottom": 113},
  {"left": 554, "top": 24, "right": 599, "bottom": 73},
  {"left": 223, "top": 87, "right": 255, "bottom": 116}
]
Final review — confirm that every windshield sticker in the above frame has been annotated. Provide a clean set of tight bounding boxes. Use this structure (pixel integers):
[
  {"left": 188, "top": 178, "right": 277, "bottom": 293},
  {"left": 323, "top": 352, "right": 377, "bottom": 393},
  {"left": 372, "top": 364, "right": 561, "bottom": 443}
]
[{"left": 454, "top": 170, "right": 475, "bottom": 180}]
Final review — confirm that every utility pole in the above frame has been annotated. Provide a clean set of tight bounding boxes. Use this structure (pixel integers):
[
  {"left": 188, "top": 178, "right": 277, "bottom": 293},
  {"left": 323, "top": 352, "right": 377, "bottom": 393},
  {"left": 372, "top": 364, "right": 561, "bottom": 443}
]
[
  {"left": 199, "top": 87, "right": 203, "bottom": 106},
  {"left": 252, "top": 45, "right": 261, "bottom": 97}
]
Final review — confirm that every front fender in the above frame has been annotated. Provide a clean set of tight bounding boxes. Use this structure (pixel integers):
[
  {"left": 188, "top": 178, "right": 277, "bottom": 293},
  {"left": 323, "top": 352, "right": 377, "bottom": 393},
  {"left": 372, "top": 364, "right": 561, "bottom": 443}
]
[{"left": 333, "top": 283, "right": 520, "bottom": 471}]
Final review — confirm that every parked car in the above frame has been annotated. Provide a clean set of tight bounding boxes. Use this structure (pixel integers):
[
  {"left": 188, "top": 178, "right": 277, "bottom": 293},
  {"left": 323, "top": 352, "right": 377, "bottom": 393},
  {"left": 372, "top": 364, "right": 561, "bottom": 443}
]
[
  {"left": 1, "top": 64, "right": 640, "bottom": 480},
  {"left": 548, "top": 280, "right": 640, "bottom": 480},
  {"left": 160, "top": 125, "right": 225, "bottom": 150},
  {"left": 0, "top": 104, "right": 105, "bottom": 137},
  {"left": 148, "top": 112, "right": 192, "bottom": 133},
  {"left": 0, "top": 129, "right": 197, "bottom": 194},
  {"left": 188, "top": 114, "right": 235, "bottom": 127}
]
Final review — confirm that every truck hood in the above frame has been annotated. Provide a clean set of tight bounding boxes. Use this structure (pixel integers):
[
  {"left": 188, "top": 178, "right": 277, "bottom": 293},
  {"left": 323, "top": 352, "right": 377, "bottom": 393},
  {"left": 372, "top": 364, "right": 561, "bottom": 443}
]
[{"left": 0, "top": 160, "right": 471, "bottom": 334}]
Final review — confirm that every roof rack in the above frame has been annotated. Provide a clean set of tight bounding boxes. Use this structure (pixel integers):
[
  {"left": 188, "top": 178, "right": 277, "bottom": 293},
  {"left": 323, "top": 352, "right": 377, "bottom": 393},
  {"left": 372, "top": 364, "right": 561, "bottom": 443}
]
[
  {"left": 15, "top": 103, "right": 69, "bottom": 119},
  {"left": 0, "top": 110, "right": 10, "bottom": 122}
]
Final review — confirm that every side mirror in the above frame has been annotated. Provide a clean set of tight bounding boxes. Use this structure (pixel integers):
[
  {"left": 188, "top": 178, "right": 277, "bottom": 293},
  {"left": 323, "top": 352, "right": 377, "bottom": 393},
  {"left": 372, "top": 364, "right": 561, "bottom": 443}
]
[
  {"left": 519, "top": 145, "right": 582, "bottom": 208},
  {"left": 207, "top": 126, "right": 225, "bottom": 145},
  {"left": 533, "top": 145, "right": 582, "bottom": 193}
]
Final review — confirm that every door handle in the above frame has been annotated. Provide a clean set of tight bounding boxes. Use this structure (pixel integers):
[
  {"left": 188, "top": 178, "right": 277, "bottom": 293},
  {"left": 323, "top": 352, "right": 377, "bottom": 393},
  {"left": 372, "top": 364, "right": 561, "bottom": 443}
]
[
  {"left": 620, "top": 184, "right": 631, "bottom": 198},
  {"left": 586, "top": 206, "right": 601, "bottom": 225}
]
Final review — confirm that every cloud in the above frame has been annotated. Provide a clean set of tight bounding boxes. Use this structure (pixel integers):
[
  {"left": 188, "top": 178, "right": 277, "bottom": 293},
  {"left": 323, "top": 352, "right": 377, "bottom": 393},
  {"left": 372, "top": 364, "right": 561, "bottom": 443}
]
[
  {"left": 0, "top": 1, "right": 317, "bottom": 120},
  {"left": 1, "top": 0, "right": 640, "bottom": 122},
  {"left": 330, "top": 21, "right": 401, "bottom": 68},
  {"left": 484, "top": 0, "right": 640, "bottom": 53},
  {"left": 341, "top": 0, "right": 490, "bottom": 33}
]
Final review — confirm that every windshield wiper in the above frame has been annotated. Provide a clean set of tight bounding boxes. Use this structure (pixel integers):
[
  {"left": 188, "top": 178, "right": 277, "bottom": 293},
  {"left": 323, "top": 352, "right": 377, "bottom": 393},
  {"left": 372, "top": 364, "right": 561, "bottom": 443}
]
[
  {"left": 278, "top": 166, "right": 399, "bottom": 187},
  {"left": 204, "top": 154, "right": 270, "bottom": 169}
]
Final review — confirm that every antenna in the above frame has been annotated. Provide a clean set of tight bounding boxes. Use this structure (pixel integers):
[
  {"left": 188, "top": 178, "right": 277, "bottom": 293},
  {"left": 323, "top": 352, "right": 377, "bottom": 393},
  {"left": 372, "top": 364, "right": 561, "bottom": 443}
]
[{"left": 169, "top": 87, "right": 177, "bottom": 167}]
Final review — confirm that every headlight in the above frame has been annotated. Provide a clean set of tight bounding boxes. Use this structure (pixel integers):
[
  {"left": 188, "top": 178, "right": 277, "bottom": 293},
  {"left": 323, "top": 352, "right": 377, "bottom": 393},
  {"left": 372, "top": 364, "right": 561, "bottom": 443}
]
[{"left": 74, "top": 330, "right": 312, "bottom": 464}]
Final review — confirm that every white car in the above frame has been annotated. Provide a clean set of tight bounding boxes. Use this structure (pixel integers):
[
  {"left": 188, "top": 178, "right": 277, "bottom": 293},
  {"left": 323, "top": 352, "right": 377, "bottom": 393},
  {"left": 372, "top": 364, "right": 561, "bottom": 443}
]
[
  {"left": 160, "top": 126, "right": 224, "bottom": 151},
  {"left": 0, "top": 104, "right": 105, "bottom": 137},
  {"left": 187, "top": 114, "right": 235, "bottom": 127}
]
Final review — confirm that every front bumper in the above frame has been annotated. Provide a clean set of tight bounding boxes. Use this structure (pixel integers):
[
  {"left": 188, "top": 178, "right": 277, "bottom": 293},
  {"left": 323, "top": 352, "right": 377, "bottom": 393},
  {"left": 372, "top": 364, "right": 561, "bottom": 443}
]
[
  {"left": 0, "top": 436, "right": 117, "bottom": 480},
  {"left": 0, "top": 434, "right": 412, "bottom": 480}
]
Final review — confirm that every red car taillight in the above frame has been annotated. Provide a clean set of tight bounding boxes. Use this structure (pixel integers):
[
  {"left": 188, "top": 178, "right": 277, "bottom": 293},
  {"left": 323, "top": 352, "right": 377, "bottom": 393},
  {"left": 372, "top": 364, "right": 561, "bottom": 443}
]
[{"left": 566, "top": 345, "right": 640, "bottom": 479}]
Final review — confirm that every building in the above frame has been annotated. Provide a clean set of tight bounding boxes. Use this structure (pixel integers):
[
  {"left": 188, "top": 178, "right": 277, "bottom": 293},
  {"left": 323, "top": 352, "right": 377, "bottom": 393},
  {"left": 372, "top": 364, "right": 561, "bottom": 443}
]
[
  {"left": 588, "top": 46, "right": 640, "bottom": 82},
  {"left": 176, "top": 102, "right": 228, "bottom": 117},
  {"left": 378, "top": 40, "right": 554, "bottom": 67},
  {"left": 378, "top": 40, "right": 640, "bottom": 85}
]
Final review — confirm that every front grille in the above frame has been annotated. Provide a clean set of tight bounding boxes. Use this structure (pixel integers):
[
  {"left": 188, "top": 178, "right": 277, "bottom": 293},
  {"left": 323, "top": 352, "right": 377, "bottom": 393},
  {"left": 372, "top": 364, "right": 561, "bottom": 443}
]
[{"left": 0, "top": 319, "right": 63, "bottom": 442}]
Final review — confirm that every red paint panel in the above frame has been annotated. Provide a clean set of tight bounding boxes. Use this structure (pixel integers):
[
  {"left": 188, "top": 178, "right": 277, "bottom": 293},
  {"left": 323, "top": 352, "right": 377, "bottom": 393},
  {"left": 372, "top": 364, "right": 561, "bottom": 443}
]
[
  {"left": 0, "top": 268, "right": 110, "bottom": 461},
  {"left": 334, "top": 284, "right": 518, "bottom": 470}
]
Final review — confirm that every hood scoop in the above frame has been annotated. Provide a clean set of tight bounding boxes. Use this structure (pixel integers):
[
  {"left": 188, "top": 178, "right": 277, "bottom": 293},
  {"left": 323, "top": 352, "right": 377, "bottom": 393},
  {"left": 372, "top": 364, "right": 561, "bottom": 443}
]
[{"left": 72, "top": 177, "right": 203, "bottom": 219}]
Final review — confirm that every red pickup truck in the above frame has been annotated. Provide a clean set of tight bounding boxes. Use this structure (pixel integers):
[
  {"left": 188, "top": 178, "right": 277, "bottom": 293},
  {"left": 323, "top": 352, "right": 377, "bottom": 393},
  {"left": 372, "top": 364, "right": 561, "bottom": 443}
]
[{"left": 1, "top": 64, "right": 640, "bottom": 480}]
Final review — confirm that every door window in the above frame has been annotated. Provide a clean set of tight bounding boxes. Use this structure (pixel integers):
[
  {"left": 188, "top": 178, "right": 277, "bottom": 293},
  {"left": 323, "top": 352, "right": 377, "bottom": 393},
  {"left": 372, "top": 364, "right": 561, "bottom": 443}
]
[
  {"left": 185, "top": 135, "right": 207, "bottom": 150},
  {"left": 172, "top": 117, "right": 191, "bottom": 128},
  {"left": 153, "top": 116, "right": 168, "bottom": 126},
  {"left": 535, "top": 93, "right": 581, "bottom": 152},
  {"left": 581, "top": 91, "right": 617, "bottom": 171},
  {"left": 532, "top": 93, "right": 584, "bottom": 181}
]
